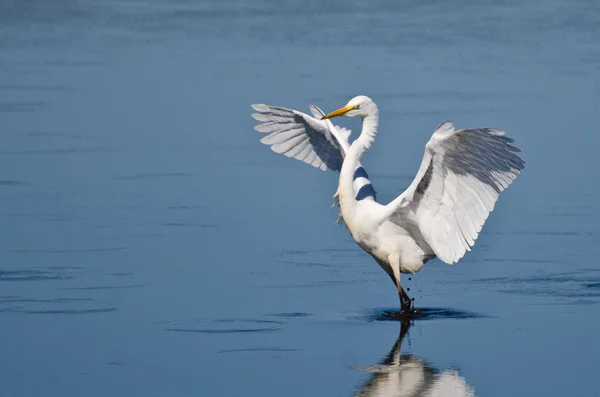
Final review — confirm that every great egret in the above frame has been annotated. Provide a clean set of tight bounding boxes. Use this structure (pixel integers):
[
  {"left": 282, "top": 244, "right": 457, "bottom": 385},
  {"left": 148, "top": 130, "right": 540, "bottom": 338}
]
[{"left": 251, "top": 95, "right": 524, "bottom": 313}]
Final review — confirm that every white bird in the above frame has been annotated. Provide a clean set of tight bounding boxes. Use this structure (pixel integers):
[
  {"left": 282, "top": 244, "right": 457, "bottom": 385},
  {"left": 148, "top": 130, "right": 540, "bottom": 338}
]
[{"left": 251, "top": 95, "right": 524, "bottom": 313}]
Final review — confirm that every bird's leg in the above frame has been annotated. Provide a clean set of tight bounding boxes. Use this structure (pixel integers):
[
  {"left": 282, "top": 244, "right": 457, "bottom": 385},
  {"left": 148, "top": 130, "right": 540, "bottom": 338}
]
[
  {"left": 397, "top": 289, "right": 404, "bottom": 308},
  {"left": 397, "top": 285, "right": 412, "bottom": 314},
  {"left": 400, "top": 286, "right": 412, "bottom": 313},
  {"left": 388, "top": 254, "right": 413, "bottom": 314},
  {"left": 397, "top": 290, "right": 410, "bottom": 314}
]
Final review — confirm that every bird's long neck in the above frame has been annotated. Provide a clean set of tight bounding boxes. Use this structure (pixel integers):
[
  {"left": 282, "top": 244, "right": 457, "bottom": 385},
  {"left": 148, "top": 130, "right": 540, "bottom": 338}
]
[{"left": 338, "top": 110, "right": 379, "bottom": 216}]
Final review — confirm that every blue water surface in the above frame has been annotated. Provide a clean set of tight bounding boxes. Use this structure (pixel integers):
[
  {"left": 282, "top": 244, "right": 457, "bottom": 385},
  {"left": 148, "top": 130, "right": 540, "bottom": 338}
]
[{"left": 1, "top": 1, "right": 600, "bottom": 396}]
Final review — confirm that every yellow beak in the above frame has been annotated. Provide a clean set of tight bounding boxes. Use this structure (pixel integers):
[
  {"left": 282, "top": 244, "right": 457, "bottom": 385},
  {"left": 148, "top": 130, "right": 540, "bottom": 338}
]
[{"left": 321, "top": 104, "right": 355, "bottom": 120}]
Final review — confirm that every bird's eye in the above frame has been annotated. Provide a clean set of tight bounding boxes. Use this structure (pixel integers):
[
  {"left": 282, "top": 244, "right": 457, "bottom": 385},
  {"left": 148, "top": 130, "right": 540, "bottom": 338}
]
[{"left": 354, "top": 105, "right": 360, "bottom": 110}]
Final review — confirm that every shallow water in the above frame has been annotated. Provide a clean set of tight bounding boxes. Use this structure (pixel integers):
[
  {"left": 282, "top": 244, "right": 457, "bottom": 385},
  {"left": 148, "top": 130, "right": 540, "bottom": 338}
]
[{"left": 1, "top": 0, "right": 600, "bottom": 396}]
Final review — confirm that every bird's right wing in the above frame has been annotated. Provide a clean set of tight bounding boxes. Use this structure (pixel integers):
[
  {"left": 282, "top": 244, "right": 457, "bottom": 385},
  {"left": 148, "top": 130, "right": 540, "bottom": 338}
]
[
  {"left": 250, "top": 104, "right": 350, "bottom": 171},
  {"left": 250, "top": 103, "right": 377, "bottom": 223}
]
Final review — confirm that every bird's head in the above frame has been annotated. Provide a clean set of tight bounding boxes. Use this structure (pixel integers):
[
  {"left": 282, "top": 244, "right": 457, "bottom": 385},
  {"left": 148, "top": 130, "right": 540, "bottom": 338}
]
[{"left": 321, "top": 95, "right": 376, "bottom": 120}]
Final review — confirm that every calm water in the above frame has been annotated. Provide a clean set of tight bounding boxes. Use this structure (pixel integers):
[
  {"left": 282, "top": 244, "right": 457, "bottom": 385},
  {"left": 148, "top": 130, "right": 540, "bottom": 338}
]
[{"left": 1, "top": 1, "right": 600, "bottom": 396}]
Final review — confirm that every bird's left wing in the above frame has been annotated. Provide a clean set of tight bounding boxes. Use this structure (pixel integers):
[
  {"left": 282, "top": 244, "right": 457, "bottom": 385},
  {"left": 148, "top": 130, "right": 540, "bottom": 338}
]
[{"left": 384, "top": 121, "right": 525, "bottom": 264}]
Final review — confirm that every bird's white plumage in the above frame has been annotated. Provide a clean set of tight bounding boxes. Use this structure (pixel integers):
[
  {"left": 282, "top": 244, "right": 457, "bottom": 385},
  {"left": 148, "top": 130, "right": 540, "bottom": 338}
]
[
  {"left": 251, "top": 103, "right": 377, "bottom": 221},
  {"left": 385, "top": 120, "right": 524, "bottom": 264},
  {"left": 250, "top": 96, "right": 524, "bottom": 309},
  {"left": 251, "top": 104, "right": 347, "bottom": 171}
]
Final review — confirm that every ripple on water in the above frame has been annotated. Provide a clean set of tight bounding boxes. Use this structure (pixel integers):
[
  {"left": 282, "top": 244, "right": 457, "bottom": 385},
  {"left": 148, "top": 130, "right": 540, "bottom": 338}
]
[
  {"left": 6, "top": 247, "right": 126, "bottom": 254},
  {"left": 113, "top": 172, "right": 192, "bottom": 181},
  {"left": 0, "top": 101, "right": 45, "bottom": 112},
  {"left": 59, "top": 283, "right": 146, "bottom": 291},
  {"left": 0, "top": 269, "right": 72, "bottom": 282},
  {"left": 0, "top": 180, "right": 30, "bottom": 186},
  {"left": 360, "top": 307, "right": 486, "bottom": 322},
  {"left": 218, "top": 347, "right": 301, "bottom": 354},
  {"left": 475, "top": 268, "right": 600, "bottom": 303},
  {"left": 278, "top": 260, "right": 339, "bottom": 269},
  {"left": 268, "top": 312, "right": 312, "bottom": 318},
  {"left": 0, "top": 267, "right": 145, "bottom": 315},
  {"left": 0, "top": 147, "right": 116, "bottom": 155},
  {"left": 263, "top": 277, "right": 378, "bottom": 289},
  {"left": 0, "top": 296, "right": 117, "bottom": 315},
  {"left": 276, "top": 247, "right": 360, "bottom": 260},
  {"left": 165, "top": 319, "right": 287, "bottom": 334}
]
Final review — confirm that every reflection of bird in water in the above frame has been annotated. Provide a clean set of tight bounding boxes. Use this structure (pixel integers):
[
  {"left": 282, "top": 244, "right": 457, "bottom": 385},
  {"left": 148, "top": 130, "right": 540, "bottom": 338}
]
[
  {"left": 251, "top": 97, "right": 524, "bottom": 313},
  {"left": 354, "top": 321, "right": 475, "bottom": 397}
]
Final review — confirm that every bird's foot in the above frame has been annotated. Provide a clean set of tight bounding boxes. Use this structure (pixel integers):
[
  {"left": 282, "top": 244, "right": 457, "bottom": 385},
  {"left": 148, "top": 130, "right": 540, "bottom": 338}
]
[{"left": 400, "top": 298, "right": 416, "bottom": 315}]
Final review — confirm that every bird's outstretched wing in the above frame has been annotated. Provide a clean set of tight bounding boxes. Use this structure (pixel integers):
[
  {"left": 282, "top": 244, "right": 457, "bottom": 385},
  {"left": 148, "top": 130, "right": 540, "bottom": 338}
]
[
  {"left": 385, "top": 121, "right": 525, "bottom": 264},
  {"left": 250, "top": 103, "right": 377, "bottom": 222},
  {"left": 250, "top": 104, "right": 350, "bottom": 171}
]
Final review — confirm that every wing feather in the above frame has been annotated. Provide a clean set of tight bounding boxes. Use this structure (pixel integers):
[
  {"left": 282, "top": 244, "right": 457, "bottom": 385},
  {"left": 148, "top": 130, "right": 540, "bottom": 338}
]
[
  {"left": 293, "top": 141, "right": 313, "bottom": 161},
  {"left": 386, "top": 121, "right": 524, "bottom": 264},
  {"left": 272, "top": 134, "right": 307, "bottom": 154},
  {"left": 283, "top": 137, "right": 310, "bottom": 159},
  {"left": 259, "top": 127, "right": 305, "bottom": 145},
  {"left": 251, "top": 103, "right": 377, "bottom": 223},
  {"left": 251, "top": 104, "right": 345, "bottom": 171}
]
